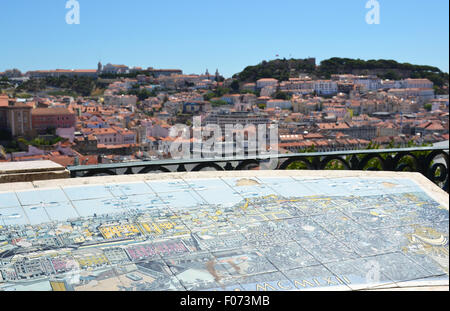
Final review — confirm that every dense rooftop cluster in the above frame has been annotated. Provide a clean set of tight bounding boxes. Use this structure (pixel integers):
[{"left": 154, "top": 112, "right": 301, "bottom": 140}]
[{"left": 0, "top": 60, "right": 448, "bottom": 165}]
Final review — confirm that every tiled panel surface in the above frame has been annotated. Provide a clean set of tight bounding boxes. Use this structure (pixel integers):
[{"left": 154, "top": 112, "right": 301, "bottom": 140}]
[{"left": 0, "top": 175, "right": 447, "bottom": 291}]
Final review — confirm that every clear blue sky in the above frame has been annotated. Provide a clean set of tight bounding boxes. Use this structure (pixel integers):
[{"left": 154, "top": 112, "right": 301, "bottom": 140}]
[{"left": 1, "top": 0, "right": 448, "bottom": 77}]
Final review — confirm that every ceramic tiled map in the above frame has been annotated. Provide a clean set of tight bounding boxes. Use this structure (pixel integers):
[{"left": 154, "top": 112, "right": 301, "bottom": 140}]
[{"left": 0, "top": 171, "right": 448, "bottom": 291}]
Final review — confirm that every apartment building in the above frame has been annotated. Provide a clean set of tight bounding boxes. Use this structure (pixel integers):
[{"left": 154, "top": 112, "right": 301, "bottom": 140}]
[
  {"left": 31, "top": 108, "right": 76, "bottom": 132},
  {"left": 314, "top": 80, "right": 338, "bottom": 95},
  {"left": 401, "top": 78, "right": 434, "bottom": 89},
  {"left": 353, "top": 76, "right": 381, "bottom": 91},
  {"left": 256, "top": 78, "right": 278, "bottom": 89},
  {"left": 381, "top": 80, "right": 402, "bottom": 89},
  {"left": 0, "top": 100, "right": 33, "bottom": 136},
  {"left": 101, "top": 63, "right": 130, "bottom": 75},
  {"left": 388, "top": 88, "right": 435, "bottom": 102},
  {"left": 205, "top": 111, "right": 271, "bottom": 132},
  {"left": 90, "top": 127, "right": 136, "bottom": 145},
  {"left": 266, "top": 99, "right": 292, "bottom": 110},
  {"left": 279, "top": 79, "right": 315, "bottom": 94}
]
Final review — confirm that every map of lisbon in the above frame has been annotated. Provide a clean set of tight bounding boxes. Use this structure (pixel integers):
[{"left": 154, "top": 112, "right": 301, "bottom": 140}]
[{"left": 0, "top": 171, "right": 448, "bottom": 291}]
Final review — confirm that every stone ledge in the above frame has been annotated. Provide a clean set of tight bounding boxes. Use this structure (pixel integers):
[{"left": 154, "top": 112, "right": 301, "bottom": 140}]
[{"left": 0, "top": 160, "right": 70, "bottom": 184}]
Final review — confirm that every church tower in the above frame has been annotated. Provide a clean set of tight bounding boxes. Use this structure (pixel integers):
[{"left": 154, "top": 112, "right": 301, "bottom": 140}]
[{"left": 97, "top": 61, "right": 103, "bottom": 73}]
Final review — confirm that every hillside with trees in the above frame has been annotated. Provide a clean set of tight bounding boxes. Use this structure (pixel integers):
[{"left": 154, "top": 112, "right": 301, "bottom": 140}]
[
  {"left": 16, "top": 76, "right": 99, "bottom": 96},
  {"left": 233, "top": 57, "right": 449, "bottom": 94},
  {"left": 233, "top": 58, "right": 316, "bottom": 83}
]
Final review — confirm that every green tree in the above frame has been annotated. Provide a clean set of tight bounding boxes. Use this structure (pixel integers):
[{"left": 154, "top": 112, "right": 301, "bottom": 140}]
[
  {"left": 383, "top": 71, "right": 400, "bottom": 80},
  {"left": 273, "top": 91, "right": 291, "bottom": 100},
  {"left": 211, "top": 99, "right": 228, "bottom": 107},
  {"left": 230, "top": 80, "right": 240, "bottom": 93}
]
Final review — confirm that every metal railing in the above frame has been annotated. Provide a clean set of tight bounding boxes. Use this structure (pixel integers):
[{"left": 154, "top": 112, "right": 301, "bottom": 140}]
[{"left": 68, "top": 146, "right": 449, "bottom": 192}]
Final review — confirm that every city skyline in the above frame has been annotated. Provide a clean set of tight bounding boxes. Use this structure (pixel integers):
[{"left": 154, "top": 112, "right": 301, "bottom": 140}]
[
  {"left": 0, "top": 0, "right": 449, "bottom": 77},
  {"left": 0, "top": 0, "right": 448, "bottom": 295}
]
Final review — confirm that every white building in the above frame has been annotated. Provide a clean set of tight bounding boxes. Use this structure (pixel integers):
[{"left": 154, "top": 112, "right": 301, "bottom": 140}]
[
  {"left": 101, "top": 63, "right": 130, "bottom": 75},
  {"left": 260, "top": 86, "right": 277, "bottom": 97},
  {"left": 381, "top": 80, "right": 402, "bottom": 89},
  {"left": 401, "top": 79, "right": 434, "bottom": 89},
  {"left": 388, "top": 88, "right": 435, "bottom": 101},
  {"left": 279, "top": 79, "right": 315, "bottom": 95},
  {"left": 353, "top": 76, "right": 381, "bottom": 91},
  {"left": 266, "top": 99, "right": 292, "bottom": 110},
  {"left": 314, "top": 80, "right": 338, "bottom": 95},
  {"left": 256, "top": 78, "right": 278, "bottom": 89}
]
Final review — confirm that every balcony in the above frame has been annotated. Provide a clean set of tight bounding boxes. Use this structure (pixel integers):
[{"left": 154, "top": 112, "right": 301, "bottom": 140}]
[{"left": 66, "top": 146, "right": 449, "bottom": 193}]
